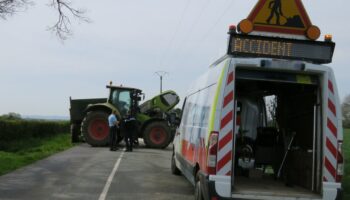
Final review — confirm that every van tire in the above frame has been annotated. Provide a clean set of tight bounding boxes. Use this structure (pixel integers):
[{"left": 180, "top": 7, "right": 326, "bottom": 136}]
[
  {"left": 171, "top": 153, "right": 181, "bottom": 175},
  {"left": 195, "top": 172, "right": 204, "bottom": 200},
  {"left": 143, "top": 121, "right": 171, "bottom": 148}
]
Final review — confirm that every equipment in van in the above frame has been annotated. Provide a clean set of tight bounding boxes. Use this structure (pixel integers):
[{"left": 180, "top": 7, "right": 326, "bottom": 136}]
[
  {"left": 277, "top": 131, "right": 296, "bottom": 178},
  {"left": 172, "top": 0, "right": 343, "bottom": 199},
  {"left": 69, "top": 83, "right": 179, "bottom": 148}
]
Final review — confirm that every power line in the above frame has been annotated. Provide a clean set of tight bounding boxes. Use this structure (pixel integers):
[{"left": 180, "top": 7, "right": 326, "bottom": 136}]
[
  {"left": 168, "top": 0, "right": 212, "bottom": 63},
  {"left": 194, "top": 0, "right": 236, "bottom": 49},
  {"left": 179, "top": 0, "right": 236, "bottom": 67},
  {"left": 158, "top": 0, "right": 193, "bottom": 68}
]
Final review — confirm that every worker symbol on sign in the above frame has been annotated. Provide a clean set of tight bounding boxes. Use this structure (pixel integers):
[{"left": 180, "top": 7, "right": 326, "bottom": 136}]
[
  {"left": 265, "top": 0, "right": 304, "bottom": 28},
  {"left": 266, "top": 0, "right": 283, "bottom": 25}
]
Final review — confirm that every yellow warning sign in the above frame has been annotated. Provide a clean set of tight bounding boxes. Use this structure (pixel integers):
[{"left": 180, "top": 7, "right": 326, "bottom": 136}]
[{"left": 245, "top": 0, "right": 316, "bottom": 37}]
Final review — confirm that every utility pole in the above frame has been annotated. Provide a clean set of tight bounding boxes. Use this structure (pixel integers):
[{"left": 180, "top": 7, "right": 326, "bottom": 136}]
[{"left": 155, "top": 71, "right": 168, "bottom": 94}]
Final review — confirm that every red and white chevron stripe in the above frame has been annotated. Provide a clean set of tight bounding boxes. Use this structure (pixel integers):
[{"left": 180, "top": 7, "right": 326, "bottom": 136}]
[
  {"left": 217, "top": 66, "right": 235, "bottom": 176},
  {"left": 323, "top": 77, "right": 338, "bottom": 182}
]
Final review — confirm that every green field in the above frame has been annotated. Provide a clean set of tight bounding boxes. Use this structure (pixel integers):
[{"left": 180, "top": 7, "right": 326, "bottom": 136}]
[
  {"left": 343, "top": 129, "right": 350, "bottom": 199},
  {"left": 0, "top": 133, "right": 73, "bottom": 176}
]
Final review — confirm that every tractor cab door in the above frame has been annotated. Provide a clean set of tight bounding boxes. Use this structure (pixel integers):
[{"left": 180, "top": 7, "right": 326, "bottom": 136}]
[{"left": 110, "top": 89, "right": 132, "bottom": 117}]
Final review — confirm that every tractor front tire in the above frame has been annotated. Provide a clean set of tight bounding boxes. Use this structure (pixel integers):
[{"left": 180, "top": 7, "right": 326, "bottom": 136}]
[
  {"left": 81, "top": 111, "right": 110, "bottom": 146},
  {"left": 143, "top": 121, "right": 171, "bottom": 149}
]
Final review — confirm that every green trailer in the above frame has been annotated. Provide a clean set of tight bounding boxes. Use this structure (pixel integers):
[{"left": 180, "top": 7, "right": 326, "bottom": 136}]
[{"left": 69, "top": 84, "right": 180, "bottom": 148}]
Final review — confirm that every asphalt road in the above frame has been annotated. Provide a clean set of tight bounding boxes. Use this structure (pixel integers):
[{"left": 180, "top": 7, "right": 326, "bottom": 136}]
[{"left": 0, "top": 143, "right": 194, "bottom": 200}]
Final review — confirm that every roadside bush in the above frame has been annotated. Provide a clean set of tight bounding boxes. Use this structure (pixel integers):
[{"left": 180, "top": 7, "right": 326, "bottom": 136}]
[
  {"left": 0, "top": 120, "right": 69, "bottom": 148},
  {"left": 342, "top": 95, "right": 350, "bottom": 128}
]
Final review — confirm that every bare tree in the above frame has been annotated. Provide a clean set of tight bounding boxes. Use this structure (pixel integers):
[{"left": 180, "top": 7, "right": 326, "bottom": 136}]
[
  {"left": 48, "top": 0, "right": 89, "bottom": 40},
  {"left": 0, "top": 0, "right": 88, "bottom": 40},
  {"left": 0, "top": 0, "right": 31, "bottom": 19},
  {"left": 342, "top": 94, "right": 350, "bottom": 128}
]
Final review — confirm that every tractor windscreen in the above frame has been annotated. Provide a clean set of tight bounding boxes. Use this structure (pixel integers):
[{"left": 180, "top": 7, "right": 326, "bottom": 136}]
[
  {"left": 160, "top": 93, "right": 178, "bottom": 107},
  {"left": 111, "top": 90, "right": 131, "bottom": 117}
]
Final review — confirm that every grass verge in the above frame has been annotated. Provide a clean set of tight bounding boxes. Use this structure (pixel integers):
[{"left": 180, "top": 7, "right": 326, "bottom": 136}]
[
  {"left": 343, "top": 129, "right": 350, "bottom": 199},
  {"left": 0, "top": 133, "right": 73, "bottom": 176}
]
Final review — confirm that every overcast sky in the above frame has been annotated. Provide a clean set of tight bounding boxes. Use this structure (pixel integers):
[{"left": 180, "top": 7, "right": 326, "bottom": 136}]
[{"left": 0, "top": 0, "right": 349, "bottom": 116}]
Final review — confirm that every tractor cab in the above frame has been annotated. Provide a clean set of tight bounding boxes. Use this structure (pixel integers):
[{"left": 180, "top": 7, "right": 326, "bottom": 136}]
[{"left": 107, "top": 85, "right": 143, "bottom": 117}]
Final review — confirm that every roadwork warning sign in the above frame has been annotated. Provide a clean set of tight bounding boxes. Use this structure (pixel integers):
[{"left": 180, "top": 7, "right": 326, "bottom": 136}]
[{"left": 247, "top": 0, "right": 312, "bottom": 35}]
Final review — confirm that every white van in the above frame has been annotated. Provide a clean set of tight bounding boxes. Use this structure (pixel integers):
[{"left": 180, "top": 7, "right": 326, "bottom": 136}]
[{"left": 171, "top": 33, "right": 344, "bottom": 200}]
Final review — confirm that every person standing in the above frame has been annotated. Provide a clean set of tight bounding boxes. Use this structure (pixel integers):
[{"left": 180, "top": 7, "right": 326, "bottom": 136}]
[
  {"left": 108, "top": 110, "right": 119, "bottom": 151},
  {"left": 124, "top": 111, "right": 136, "bottom": 152}
]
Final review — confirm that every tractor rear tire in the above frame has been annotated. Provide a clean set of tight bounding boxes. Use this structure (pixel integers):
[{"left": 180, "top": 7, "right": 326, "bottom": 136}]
[
  {"left": 71, "top": 123, "right": 80, "bottom": 143},
  {"left": 143, "top": 121, "right": 171, "bottom": 149},
  {"left": 81, "top": 111, "right": 110, "bottom": 146}
]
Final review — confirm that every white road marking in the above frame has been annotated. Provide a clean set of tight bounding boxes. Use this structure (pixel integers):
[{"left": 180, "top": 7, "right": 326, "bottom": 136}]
[{"left": 98, "top": 149, "right": 125, "bottom": 200}]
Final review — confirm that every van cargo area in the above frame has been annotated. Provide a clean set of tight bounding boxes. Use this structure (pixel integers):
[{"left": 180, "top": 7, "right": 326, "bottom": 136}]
[{"left": 232, "top": 68, "right": 323, "bottom": 199}]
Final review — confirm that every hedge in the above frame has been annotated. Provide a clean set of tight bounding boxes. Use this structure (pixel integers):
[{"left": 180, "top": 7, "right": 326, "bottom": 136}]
[{"left": 0, "top": 120, "right": 70, "bottom": 143}]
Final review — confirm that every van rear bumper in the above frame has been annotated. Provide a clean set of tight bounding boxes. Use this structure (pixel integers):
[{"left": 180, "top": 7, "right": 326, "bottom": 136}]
[
  {"left": 199, "top": 172, "right": 231, "bottom": 200},
  {"left": 323, "top": 182, "right": 343, "bottom": 200}
]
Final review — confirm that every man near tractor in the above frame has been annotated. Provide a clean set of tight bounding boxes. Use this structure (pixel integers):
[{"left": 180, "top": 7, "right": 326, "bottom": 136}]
[
  {"left": 124, "top": 111, "right": 137, "bottom": 152},
  {"left": 108, "top": 110, "right": 119, "bottom": 151}
]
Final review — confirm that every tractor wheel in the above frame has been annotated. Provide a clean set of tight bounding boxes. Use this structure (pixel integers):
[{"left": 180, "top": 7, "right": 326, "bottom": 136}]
[
  {"left": 81, "top": 111, "right": 109, "bottom": 146},
  {"left": 71, "top": 123, "right": 80, "bottom": 143},
  {"left": 143, "top": 121, "right": 171, "bottom": 149}
]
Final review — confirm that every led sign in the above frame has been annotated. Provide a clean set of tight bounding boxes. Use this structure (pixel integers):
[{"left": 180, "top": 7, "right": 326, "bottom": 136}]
[{"left": 228, "top": 34, "right": 335, "bottom": 64}]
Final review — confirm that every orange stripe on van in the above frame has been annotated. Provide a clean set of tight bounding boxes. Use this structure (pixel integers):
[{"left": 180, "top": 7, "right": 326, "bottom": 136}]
[{"left": 181, "top": 139, "right": 195, "bottom": 164}]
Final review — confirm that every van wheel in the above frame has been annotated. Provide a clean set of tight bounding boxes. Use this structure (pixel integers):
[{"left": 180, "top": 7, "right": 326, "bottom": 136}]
[
  {"left": 195, "top": 172, "right": 204, "bottom": 200},
  {"left": 171, "top": 153, "right": 181, "bottom": 175}
]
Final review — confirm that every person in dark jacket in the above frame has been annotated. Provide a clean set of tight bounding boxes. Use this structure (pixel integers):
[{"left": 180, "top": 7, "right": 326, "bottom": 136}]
[{"left": 124, "top": 111, "right": 137, "bottom": 152}]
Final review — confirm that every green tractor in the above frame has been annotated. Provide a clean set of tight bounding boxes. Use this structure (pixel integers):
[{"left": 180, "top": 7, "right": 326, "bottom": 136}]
[{"left": 70, "top": 84, "right": 180, "bottom": 148}]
